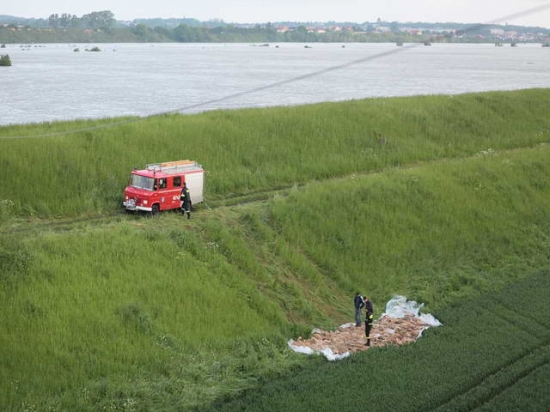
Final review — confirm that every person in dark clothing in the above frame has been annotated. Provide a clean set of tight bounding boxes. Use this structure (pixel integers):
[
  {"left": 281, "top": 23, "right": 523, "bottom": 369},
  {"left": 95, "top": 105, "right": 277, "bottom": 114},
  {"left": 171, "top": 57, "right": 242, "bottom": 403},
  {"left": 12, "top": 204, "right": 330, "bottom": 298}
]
[
  {"left": 363, "top": 296, "right": 374, "bottom": 346},
  {"left": 354, "top": 292, "right": 364, "bottom": 327},
  {"left": 180, "top": 182, "right": 192, "bottom": 219}
]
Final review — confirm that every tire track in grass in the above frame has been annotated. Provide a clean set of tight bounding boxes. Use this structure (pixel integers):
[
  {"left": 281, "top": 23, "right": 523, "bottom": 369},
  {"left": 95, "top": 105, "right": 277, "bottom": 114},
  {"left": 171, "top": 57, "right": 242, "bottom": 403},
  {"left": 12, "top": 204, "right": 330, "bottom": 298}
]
[
  {"left": 472, "top": 360, "right": 550, "bottom": 412},
  {"left": 484, "top": 305, "right": 550, "bottom": 340},
  {"left": 3, "top": 143, "right": 549, "bottom": 236},
  {"left": 0, "top": 214, "right": 119, "bottom": 235},
  {"left": 428, "top": 275, "right": 550, "bottom": 412},
  {"left": 430, "top": 342, "right": 549, "bottom": 412}
]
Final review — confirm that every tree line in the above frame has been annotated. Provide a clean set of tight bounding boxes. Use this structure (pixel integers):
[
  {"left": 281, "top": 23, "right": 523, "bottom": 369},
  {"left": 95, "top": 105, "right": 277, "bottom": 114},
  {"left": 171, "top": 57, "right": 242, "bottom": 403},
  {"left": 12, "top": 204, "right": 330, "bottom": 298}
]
[
  {"left": 1, "top": 10, "right": 548, "bottom": 44},
  {"left": 47, "top": 11, "right": 115, "bottom": 29},
  {"left": 0, "top": 24, "right": 442, "bottom": 44}
]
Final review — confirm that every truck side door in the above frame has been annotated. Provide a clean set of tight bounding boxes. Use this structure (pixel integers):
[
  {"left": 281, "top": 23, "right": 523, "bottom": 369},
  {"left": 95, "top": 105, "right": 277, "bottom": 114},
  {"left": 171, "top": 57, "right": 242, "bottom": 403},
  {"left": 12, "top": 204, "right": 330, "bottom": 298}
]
[{"left": 171, "top": 176, "right": 183, "bottom": 209}]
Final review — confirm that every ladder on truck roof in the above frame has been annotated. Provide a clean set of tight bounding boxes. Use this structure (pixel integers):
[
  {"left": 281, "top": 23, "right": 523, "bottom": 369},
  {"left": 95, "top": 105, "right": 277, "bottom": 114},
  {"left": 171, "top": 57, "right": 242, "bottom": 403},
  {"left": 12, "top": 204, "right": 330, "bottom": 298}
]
[{"left": 146, "top": 160, "right": 202, "bottom": 174}]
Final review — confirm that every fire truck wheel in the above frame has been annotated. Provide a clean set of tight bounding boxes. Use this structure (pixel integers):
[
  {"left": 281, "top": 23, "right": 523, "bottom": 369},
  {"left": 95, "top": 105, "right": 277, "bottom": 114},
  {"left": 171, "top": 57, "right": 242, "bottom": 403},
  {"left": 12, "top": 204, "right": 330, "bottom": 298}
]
[{"left": 151, "top": 204, "right": 160, "bottom": 217}]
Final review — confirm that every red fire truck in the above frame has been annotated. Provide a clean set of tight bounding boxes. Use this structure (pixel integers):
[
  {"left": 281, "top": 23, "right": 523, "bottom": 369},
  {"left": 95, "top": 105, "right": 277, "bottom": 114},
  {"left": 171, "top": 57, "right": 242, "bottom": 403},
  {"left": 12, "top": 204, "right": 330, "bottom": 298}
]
[{"left": 122, "top": 160, "right": 204, "bottom": 215}]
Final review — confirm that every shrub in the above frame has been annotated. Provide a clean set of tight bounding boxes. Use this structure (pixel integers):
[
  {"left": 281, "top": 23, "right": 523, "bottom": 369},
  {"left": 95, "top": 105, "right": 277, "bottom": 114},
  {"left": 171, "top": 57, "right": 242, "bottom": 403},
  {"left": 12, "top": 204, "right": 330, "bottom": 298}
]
[{"left": 0, "top": 54, "right": 11, "bottom": 66}]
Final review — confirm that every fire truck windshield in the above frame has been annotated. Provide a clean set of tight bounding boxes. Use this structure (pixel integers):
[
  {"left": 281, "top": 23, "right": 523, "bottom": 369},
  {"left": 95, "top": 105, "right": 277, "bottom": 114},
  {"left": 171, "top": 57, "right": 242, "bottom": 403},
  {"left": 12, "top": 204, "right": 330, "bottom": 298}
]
[{"left": 130, "top": 174, "right": 155, "bottom": 191}]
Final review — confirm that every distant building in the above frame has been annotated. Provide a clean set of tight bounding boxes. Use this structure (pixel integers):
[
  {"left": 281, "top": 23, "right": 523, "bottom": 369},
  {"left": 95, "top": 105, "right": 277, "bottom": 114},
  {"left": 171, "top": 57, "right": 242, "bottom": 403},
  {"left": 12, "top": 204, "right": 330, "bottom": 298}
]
[
  {"left": 401, "top": 27, "right": 423, "bottom": 35},
  {"left": 374, "top": 26, "right": 391, "bottom": 33}
]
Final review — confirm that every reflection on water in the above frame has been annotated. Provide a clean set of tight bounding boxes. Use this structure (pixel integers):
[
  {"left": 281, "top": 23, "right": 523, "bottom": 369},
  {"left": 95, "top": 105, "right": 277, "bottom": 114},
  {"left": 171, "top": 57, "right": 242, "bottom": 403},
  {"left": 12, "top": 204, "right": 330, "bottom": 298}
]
[{"left": 2, "top": 42, "right": 550, "bottom": 126}]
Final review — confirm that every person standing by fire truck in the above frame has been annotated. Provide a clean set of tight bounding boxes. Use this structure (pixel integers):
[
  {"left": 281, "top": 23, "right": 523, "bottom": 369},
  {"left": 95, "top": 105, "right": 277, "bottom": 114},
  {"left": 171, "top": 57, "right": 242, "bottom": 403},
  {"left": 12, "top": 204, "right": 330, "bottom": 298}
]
[
  {"left": 180, "top": 181, "right": 191, "bottom": 219},
  {"left": 364, "top": 296, "right": 374, "bottom": 346}
]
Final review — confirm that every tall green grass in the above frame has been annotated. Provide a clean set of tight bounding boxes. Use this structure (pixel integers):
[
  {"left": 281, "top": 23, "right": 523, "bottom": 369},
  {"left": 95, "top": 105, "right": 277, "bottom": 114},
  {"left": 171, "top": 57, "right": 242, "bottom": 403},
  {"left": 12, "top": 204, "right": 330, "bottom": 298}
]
[
  {"left": 1, "top": 89, "right": 549, "bottom": 217},
  {"left": 267, "top": 145, "right": 550, "bottom": 309},
  {"left": 0, "top": 221, "right": 304, "bottom": 411},
  {"left": 1, "top": 143, "right": 549, "bottom": 411}
]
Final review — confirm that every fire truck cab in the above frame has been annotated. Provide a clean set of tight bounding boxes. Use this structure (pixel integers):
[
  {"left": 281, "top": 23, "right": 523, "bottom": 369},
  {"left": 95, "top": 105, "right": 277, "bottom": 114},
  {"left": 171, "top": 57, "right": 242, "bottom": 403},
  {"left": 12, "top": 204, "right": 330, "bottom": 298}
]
[{"left": 122, "top": 160, "right": 204, "bottom": 215}]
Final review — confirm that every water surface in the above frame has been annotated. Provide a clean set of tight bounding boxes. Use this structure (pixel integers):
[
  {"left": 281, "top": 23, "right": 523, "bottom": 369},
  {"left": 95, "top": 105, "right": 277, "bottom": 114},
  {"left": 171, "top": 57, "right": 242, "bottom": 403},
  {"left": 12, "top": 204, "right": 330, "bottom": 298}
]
[{"left": 2, "top": 42, "right": 550, "bottom": 126}]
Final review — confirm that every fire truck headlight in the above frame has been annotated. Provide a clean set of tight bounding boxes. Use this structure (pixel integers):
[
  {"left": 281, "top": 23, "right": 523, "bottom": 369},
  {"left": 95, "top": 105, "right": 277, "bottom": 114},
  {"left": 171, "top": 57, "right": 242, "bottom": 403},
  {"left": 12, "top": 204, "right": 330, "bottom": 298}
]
[{"left": 143, "top": 200, "right": 148, "bottom": 205}]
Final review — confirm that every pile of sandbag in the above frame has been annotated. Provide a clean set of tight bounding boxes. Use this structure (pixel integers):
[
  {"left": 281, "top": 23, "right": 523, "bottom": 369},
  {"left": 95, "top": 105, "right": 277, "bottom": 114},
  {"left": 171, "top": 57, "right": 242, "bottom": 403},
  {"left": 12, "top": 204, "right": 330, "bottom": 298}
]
[{"left": 288, "top": 296, "right": 441, "bottom": 360}]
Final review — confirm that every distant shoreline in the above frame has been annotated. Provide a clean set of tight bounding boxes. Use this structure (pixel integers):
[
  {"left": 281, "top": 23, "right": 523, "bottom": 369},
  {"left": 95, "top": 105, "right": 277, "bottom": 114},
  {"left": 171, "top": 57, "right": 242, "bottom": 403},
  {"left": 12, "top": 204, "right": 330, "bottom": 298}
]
[{"left": 2, "top": 25, "right": 549, "bottom": 45}]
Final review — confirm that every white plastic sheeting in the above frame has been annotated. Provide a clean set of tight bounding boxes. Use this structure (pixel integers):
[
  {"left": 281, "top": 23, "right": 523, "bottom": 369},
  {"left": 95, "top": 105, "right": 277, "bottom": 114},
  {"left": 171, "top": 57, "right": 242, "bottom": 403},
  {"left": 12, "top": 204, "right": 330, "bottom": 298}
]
[
  {"left": 287, "top": 340, "right": 351, "bottom": 361},
  {"left": 383, "top": 295, "right": 442, "bottom": 327},
  {"left": 288, "top": 295, "right": 442, "bottom": 361}
]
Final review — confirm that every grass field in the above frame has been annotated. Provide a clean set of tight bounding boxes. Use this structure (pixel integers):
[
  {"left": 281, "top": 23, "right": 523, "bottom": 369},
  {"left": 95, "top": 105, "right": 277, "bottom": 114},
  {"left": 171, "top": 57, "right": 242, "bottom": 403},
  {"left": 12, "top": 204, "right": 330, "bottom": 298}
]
[{"left": 1, "top": 89, "right": 549, "bottom": 411}]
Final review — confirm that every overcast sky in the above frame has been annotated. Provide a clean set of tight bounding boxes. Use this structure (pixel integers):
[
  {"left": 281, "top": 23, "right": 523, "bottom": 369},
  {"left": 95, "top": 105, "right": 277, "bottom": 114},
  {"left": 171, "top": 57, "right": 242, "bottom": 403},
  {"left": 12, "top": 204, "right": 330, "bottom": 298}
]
[{"left": 2, "top": 0, "right": 550, "bottom": 28}]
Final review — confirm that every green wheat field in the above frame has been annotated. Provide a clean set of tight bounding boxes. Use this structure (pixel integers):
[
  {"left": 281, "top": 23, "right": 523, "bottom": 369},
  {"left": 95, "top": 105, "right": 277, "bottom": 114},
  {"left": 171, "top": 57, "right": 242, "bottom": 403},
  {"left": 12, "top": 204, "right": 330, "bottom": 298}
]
[{"left": 1, "top": 89, "right": 549, "bottom": 411}]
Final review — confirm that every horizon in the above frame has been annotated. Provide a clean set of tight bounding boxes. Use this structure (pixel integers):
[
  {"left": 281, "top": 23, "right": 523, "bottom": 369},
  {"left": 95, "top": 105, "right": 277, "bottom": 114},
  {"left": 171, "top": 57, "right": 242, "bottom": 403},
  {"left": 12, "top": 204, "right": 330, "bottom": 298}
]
[
  {"left": 2, "top": 1, "right": 550, "bottom": 29},
  {"left": 2, "top": 13, "right": 549, "bottom": 31}
]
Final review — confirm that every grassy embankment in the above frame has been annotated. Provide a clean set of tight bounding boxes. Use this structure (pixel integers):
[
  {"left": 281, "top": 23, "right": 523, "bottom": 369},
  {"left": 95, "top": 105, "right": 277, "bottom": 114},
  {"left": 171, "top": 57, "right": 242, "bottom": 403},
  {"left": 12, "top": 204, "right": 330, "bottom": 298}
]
[
  {"left": 0, "top": 89, "right": 549, "bottom": 411},
  {"left": 1, "top": 89, "right": 549, "bottom": 217}
]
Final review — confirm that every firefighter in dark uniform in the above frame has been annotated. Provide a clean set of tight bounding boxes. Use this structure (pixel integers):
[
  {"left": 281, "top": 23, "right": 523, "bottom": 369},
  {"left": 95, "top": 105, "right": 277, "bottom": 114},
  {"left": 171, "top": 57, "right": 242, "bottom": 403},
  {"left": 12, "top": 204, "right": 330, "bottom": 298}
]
[
  {"left": 180, "top": 182, "right": 192, "bottom": 219},
  {"left": 354, "top": 292, "right": 364, "bottom": 327},
  {"left": 363, "top": 296, "right": 374, "bottom": 346}
]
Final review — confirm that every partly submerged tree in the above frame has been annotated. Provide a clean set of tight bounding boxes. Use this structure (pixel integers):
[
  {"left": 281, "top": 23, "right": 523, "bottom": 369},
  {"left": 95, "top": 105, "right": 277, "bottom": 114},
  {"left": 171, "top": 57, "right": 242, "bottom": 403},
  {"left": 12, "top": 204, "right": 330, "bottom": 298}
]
[{"left": 0, "top": 54, "right": 12, "bottom": 66}]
